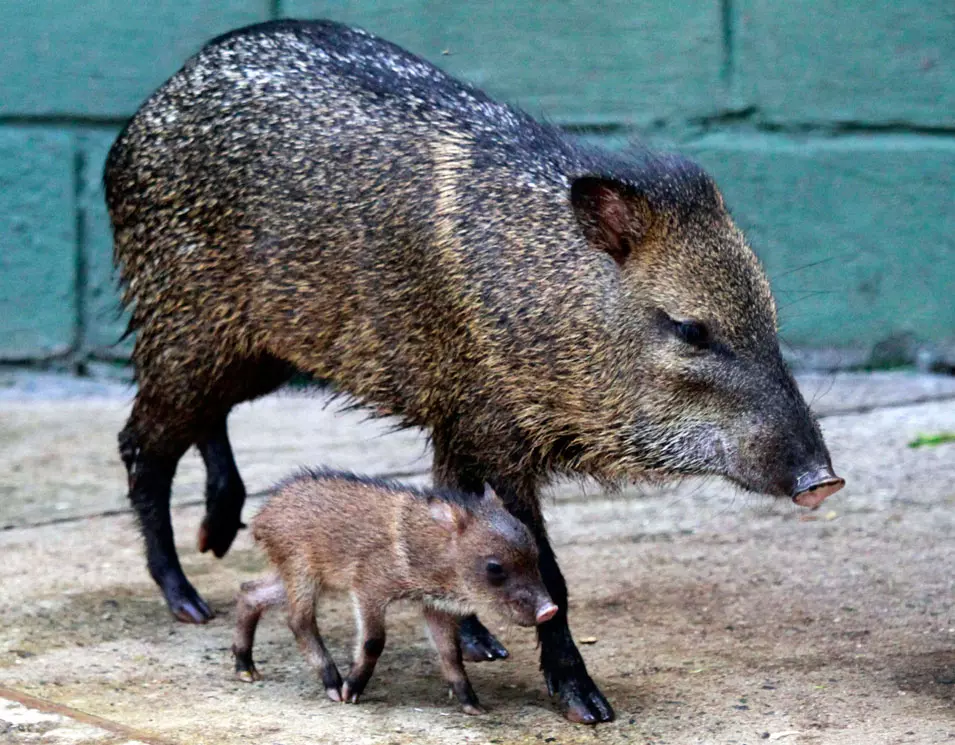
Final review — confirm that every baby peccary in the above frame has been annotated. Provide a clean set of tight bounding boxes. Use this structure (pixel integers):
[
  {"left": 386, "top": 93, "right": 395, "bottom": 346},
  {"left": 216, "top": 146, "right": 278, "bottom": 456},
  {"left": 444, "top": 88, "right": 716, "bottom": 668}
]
[{"left": 232, "top": 470, "right": 557, "bottom": 714}]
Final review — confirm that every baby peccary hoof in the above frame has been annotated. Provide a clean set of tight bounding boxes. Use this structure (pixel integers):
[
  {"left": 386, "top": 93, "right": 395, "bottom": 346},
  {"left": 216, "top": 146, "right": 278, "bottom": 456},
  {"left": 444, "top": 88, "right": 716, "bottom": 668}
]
[
  {"left": 232, "top": 646, "right": 262, "bottom": 683},
  {"left": 341, "top": 676, "right": 366, "bottom": 704},
  {"left": 323, "top": 665, "right": 344, "bottom": 703},
  {"left": 546, "top": 667, "right": 615, "bottom": 725},
  {"left": 449, "top": 681, "right": 487, "bottom": 716},
  {"left": 458, "top": 616, "right": 509, "bottom": 662}
]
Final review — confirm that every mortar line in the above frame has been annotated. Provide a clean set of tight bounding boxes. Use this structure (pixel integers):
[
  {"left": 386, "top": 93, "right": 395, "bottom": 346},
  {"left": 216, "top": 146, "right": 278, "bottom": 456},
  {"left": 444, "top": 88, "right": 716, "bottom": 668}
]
[
  {"left": 73, "top": 142, "right": 87, "bottom": 366},
  {"left": 720, "top": 0, "right": 734, "bottom": 88},
  {"left": 0, "top": 115, "right": 128, "bottom": 127},
  {"left": 270, "top": 0, "right": 282, "bottom": 20},
  {"left": 0, "top": 684, "right": 176, "bottom": 745}
]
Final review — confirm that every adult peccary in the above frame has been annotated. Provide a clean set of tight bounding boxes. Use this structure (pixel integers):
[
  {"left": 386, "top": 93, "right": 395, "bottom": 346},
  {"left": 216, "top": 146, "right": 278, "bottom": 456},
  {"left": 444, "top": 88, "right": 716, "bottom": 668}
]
[
  {"left": 233, "top": 469, "right": 557, "bottom": 713},
  {"left": 104, "top": 18, "right": 844, "bottom": 724}
]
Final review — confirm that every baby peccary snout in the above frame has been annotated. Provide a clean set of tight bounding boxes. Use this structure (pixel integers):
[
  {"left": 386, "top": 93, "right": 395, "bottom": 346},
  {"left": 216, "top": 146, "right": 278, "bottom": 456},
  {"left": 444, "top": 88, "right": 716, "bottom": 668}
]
[{"left": 231, "top": 469, "right": 553, "bottom": 715}]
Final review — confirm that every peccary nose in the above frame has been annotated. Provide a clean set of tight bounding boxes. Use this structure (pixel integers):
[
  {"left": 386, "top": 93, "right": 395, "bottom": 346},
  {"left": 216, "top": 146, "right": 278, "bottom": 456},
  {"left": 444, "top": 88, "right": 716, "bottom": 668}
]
[
  {"left": 535, "top": 600, "right": 559, "bottom": 625},
  {"left": 791, "top": 467, "right": 845, "bottom": 510}
]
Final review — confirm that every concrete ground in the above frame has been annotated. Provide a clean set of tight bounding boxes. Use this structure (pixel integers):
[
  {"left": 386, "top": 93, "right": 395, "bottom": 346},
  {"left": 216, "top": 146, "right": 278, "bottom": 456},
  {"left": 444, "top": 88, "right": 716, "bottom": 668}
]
[{"left": 1, "top": 370, "right": 954, "bottom": 745}]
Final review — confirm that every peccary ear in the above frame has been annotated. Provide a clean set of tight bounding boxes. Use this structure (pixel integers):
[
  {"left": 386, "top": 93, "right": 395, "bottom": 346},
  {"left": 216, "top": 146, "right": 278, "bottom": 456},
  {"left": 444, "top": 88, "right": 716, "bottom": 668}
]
[
  {"left": 481, "top": 483, "right": 505, "bottom": 508},
  {"left": 429, "top": 499, "right": 470, "bottom": 534},
  {"left": 571, "top": 176, "right": 652, "bottom": 265}
]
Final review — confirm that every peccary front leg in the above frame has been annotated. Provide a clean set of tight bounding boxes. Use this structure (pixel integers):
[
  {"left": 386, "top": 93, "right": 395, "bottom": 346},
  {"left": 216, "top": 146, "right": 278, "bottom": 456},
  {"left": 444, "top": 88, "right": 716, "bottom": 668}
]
[
  {"left": 494, "top": 480, "right": 615, "bottom": 725},
  {"left": 232, "top": 575, "right": 287, "bottom": 681},
  {"left": 457, "top": 615, "right": 509, "bottom": 662},
  {"left": 431, "top": 440, "right": 509, "bottom": 663},
  {"left": 285, "top": 579, "right": 343, "bottom": 701},
  {"left": 424, "top": 608, "right": 485, "bottom": 715},
  {"left": 120, "top": 422, "right": 213, "bottom": 624},
  {"left": 197, "top": 416, "right": 247, "bottom": 558},
  {"left": 341, "top": 594, "right": 387, "bottom": 704}
]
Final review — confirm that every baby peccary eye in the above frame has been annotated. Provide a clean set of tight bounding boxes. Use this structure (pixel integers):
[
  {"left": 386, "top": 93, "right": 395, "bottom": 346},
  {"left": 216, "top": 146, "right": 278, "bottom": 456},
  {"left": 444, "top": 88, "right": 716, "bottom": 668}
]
[
  {"left": 486, "top": 560, "right": 507, "bottom": 586},
  {"left": 672, "top": 319, "right": 710, "bottom": 349}
]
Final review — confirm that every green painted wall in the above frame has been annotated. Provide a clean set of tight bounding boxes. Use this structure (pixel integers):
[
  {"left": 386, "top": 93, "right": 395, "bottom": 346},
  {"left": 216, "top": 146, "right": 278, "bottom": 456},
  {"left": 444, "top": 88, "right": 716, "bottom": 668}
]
[{"left": 1, "top": 1, "right": 952, "bottom": 366}]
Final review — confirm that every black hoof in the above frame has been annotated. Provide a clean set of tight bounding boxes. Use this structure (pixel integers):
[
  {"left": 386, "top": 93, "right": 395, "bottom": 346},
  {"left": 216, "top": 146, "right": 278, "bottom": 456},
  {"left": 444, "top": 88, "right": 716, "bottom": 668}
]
[
  {"left": 459, "top": 615, "right": 509, "bottom": 662},
  {"left": 197, "top": 513, "right": 245, "bottom": 558},
  {"left": 324, "top": 665, "right": 344, "bottom": 702},
  {"left": 545, "top": 667, "right": 614, "bottom": 724},
  {"left": 342, "top": 678, "right": 366, "bottom": 704},
  {"left": 162, "top": 576, "right": 215, "bottom": 624},
  {"left": 233, "top": 646, "right": 262, "bottom": 682}
]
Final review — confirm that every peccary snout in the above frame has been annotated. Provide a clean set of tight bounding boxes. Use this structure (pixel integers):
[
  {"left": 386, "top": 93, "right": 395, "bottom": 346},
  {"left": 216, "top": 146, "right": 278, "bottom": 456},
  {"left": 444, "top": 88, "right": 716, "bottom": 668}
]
[
  {"left": 536, "top": 600, "right": 560, "bottom": 624},
  {"left": 451, "top": 487, "right": 556, "bottom": 628},
  {"left": 721, "top": 365, "right": 844, "bottom": 508},
  {"left": 791, "top": 467, "right": 844, "bottom": 509},
  {"left": 505, "top": 581, "right": 558, "bottom": 628}
]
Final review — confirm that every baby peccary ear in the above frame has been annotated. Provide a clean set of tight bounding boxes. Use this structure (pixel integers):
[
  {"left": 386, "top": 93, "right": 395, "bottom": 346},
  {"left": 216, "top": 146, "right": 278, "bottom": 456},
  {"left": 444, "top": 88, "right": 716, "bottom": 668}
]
[
  {"left": 481, "top": 484, "right": 505, "bottom": 508},
  {"left": 571, "top": 176, "right": 652, "bottom": 266},
  {"left": 429, "top": 499, "right": 471, "bottom": 534}
]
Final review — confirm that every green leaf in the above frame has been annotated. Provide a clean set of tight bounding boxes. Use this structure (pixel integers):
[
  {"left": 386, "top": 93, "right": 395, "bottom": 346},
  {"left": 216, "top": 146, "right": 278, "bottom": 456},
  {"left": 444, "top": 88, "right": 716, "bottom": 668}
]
[{"left": 908, "top": 433, "right": 955, "bottom": 449}]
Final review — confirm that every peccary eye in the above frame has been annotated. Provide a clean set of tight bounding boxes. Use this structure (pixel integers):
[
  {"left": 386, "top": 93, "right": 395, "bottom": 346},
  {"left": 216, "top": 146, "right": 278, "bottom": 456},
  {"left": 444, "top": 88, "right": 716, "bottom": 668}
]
[
  {"left": 672, "top": 319, "right": 710, "bottom": 349},
  {"left": 486, "top": 560, "right": 507, "bottom": 586}
]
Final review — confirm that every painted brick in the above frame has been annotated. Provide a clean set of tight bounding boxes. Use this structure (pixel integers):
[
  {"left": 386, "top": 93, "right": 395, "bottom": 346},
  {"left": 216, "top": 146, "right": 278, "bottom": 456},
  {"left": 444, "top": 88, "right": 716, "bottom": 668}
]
[
  {"left": 734, "top": 0, "right": 955, "bottom": 126},
  {"left": 79, "top": 129, "right": 131, "bottom": 359},
  {"left": 0, "top": 129, "right": 76, "bottom": 360},
  {"left": 688, "top": 135, "right": 955, "bottom": 349},
  {"left": 282, "top": 1, "right": 724, "bottom": 126},
  {"left": 0, "top": 0, "right": 272, "bottom": 117}
]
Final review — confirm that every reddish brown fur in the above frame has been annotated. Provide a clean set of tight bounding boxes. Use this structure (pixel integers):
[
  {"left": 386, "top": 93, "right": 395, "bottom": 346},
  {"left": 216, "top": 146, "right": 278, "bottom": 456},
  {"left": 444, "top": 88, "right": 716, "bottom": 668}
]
[{"left": 231, "top": 470, "right": 554, "bottom": 713}]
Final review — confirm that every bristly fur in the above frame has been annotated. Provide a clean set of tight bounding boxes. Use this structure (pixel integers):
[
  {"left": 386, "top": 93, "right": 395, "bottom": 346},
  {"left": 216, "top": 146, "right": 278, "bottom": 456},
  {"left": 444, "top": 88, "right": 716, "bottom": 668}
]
[
  {"left": 272, "top": 466, "right": 486, "bottom": 512},
  {"left": 234, "top": 454, "right": 551, "bottom": 713},
  {"left": 107, "top": 22, "right": 837, "bottom": 704},
  {"left": 105, "top": 18, "right": 752, "bottom": 483}
]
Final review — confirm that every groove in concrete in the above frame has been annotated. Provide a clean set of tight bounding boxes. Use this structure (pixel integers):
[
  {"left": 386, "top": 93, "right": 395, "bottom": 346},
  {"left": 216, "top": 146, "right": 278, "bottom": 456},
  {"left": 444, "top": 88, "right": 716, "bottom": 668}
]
[{"left": 0, "top": 685, "right": 174, "bottom": 745}]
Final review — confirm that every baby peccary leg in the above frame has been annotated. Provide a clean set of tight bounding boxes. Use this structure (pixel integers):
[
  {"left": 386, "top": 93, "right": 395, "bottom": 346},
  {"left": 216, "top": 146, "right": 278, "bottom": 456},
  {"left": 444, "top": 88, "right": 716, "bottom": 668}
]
[
  {"left": 425, "top": 608, "right": 485, "bottom": 716},
  {"left": 341, "top": 594, "right": 387, "bottom": 704},
  {"left": 232, "top": 575, "right": 286, "bottom": 682},
  {"left": 430, "top": 445, "right": 509, "bottom": 663},
  {"left": 286, "top": 580, "right": 343, "bottom": 701}
]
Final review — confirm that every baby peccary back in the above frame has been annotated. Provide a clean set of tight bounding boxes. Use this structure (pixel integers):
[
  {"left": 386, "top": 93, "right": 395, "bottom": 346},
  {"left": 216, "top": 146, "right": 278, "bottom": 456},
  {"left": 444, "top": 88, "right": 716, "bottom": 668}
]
[{"left": 232, "top": 470, "right": 556, "bottom": 714}]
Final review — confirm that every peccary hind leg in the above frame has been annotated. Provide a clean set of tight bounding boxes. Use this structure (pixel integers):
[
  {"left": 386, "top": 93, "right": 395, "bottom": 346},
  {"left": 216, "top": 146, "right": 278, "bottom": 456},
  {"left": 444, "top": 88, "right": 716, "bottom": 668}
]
[
  {"left": 285, "top": 578, "right": 343, "bottom": 701},
  {"left": 232, "top": 574, "right": 287, "bottom": 681},
  {"left": 341, "top": 593, "right": 387, "bottom": 704},
  {"left": 495, "top": 479, "right": 615, "bottom": 725},
  {"left": 431, "top": 442, "right": 509, "bottom": 663},
  {"left": 197, "top": 417, "right": 247, "bottom": 558},
  {"left": 196, "top": 355, "right": 293, "bottom": 558},
  {"left": 120, "top": 419, "right": 211, "bottom": 623},
  {"left": 122, "top": 351, "right": 293, "bottom": 624}
]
